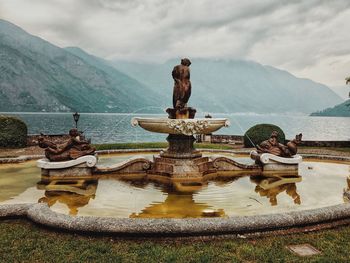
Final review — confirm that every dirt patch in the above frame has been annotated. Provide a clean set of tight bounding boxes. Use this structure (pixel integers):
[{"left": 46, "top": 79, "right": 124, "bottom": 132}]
[{"left": 0, "top": 146, "right": 44, "bottom": 158}]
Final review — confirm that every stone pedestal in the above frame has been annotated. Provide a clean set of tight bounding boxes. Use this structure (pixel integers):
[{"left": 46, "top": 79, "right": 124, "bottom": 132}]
[
  {"left": 166, "top": 107, "right": 196, "bottom": 119},
  {"left": 37, "top": 155, "right": 97, "bottom": 179},
  {"left": 250, "top": 150, "right": 302, "bottom": 173},
  {"left": 148, "top": 156, "right": 214, "bottom": 178},
  {"left": 160, "top": 134, "right": 202, "bottom": 159}
]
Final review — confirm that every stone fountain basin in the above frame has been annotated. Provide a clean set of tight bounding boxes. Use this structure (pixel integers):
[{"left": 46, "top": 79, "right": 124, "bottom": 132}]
[
  {"left": 1, "top": 150, "right": 350, "bottom": 236},
  {"left": 131, "top": 117, "right": 230, "bottom": 136}
]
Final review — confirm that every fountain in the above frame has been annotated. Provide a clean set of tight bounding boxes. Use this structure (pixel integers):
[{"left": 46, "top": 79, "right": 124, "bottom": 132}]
[
  {"left": 35, "top": 58, "right": 306, "bottom": 183},
  {"left": 37, "top": 58, "right": 264, "bottom": 181},
  {"left": 131, "top": 58, "right": 231, "bottom": 178}
]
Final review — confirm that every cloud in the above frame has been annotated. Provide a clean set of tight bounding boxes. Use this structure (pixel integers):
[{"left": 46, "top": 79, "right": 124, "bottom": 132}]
[{"left": 1, "top": 0, "right": 350, "bottom": 86}]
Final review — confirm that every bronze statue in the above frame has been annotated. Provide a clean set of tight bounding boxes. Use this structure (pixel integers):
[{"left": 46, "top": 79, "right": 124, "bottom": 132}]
[
  {"left": 38, "top": 128, "right": 95, "bottom": 161},
  {"left": 257, "top": 131, "right": 302, "bottom": 158},
  {"left": 172, "top": 58, "right": 192, "bottom": 109}
]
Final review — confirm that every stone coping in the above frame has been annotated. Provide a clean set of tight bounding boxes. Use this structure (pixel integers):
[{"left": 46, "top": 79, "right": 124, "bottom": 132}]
[{"left": 1, "top": 203, "right": 350, "bottom": 236}]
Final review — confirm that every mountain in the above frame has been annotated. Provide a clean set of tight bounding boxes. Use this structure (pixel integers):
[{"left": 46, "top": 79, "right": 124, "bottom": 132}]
[
  {"left": 0, "top": 19, "right": 161, "bottom": 113},
  {"left": 112, "top": 59, "right": 343, "bottom": 114},
  {"left": 0, "top": 19, "right": 343, "bottom": 114},
  {"left": 329, "top": 86, "right": 349, "bottom": 100},
  {"left": 310, "top": 100, "right": 350, "bottom": 117}
]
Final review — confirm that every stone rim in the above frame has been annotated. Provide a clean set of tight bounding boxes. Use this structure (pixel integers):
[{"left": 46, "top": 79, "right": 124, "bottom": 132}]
[
  {"left": 1, "top": 202, "right": 350, "bottom": 236},
  {"left": 131, "top": 117, "right": 229, "bottom": 135}
]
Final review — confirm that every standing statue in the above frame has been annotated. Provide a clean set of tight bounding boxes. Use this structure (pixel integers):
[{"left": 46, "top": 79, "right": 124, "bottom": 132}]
[
  {"left": 38, "top": 128, "right": 95, "bottom": 161},
  {"left": 257, "top": 131, "right": 302, "bottom": 158},
  {"left": 172, "top": 58, "right": 192, "bottom": 109}
]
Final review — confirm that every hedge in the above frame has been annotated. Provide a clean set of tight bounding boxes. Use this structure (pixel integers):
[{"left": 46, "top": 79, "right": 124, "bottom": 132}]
[
  {"left": 0, "top": 115, "right": 27, "bottom": 148},
  {"left": 244, "top": 123, "right": 285, "bottom": 148}
]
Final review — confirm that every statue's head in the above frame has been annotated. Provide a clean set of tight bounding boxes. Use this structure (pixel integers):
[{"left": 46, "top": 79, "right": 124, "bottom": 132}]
[
  {"left": 295, "top": 133, "right": 302, "bottom": 143},
  {"left": 69, "top": 128, "right": 79, "bottom": 137},
  {"left": 181, "top": 58, "right": 191, "bottom": 66},
  {"left": 271, "top": 131, "right": 279, "bottom": 138}
]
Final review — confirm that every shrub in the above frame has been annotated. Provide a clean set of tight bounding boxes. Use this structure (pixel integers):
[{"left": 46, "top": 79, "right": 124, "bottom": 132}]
[
  {"left": 0, "top": 115, "right": 27, "bottom": 148},
  {"left": 244, "top": 123, "right": 285, "bottom": 147}
]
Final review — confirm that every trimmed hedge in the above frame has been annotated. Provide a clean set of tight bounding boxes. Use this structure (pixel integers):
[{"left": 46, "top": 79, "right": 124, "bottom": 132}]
[
  {"left": 0, "top": 115, "right": 28, "bottom": 148},
  {"left": 244, "top": 123, "right": 285, "bottom": 147}
]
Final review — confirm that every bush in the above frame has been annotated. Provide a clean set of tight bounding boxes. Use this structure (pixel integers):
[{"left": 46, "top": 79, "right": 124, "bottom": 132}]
[
  {"left": 244, "top": 123, "right": 285, "bottom": 147},
  {"left": 0, "top": 115, "right": 28, "bottom": 148}
]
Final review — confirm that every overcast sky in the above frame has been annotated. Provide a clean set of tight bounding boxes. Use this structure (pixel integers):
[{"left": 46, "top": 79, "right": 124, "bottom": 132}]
[{"left": 1, "top": 0, "right": 350, "bottom": 87}]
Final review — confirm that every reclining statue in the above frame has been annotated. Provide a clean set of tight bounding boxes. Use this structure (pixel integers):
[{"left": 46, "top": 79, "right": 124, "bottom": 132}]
[
  {"left": 38, "top": 128, "right": 95, "bottom": 162},
  {"left": 256, "top": 131, "right": 302, "bottom": 158}
]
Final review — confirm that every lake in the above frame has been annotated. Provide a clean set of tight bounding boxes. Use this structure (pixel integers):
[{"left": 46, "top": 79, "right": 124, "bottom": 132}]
[{"left": 2, "top": 112, "right": 349, "bottom": 144}]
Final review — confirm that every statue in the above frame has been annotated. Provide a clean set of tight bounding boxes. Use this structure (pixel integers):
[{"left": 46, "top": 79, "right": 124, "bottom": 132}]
[
  {"left": 257, "top": 131, "right": 302, "bottom": 158},
  {"left": 38, "top": 128, "right": 95, "bottom": 162},
  {"left": 256, "top": 131, "right": 282, "bottom": 156},
  {"left": 172, "top": 58, "right": 192, "bottom": 109}
]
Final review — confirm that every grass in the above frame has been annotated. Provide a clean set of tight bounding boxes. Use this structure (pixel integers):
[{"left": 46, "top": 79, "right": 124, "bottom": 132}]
[
  {"left": 93, "top": 142, "right": 234, "bottom": 151},
  {"left": 299, "top": 146, "right": 350, "bottom": 153},
  {"left": 1, "top": 220, "right": 350, "bottom": 262}
]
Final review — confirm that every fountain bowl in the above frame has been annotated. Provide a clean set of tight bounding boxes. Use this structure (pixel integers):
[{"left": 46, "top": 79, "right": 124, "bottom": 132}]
[{"left": 131, "top": 117, "right": 230, "bottom": 136}]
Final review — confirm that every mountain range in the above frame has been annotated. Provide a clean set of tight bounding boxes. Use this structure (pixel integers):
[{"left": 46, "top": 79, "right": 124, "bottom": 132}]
[
  {"left": 329, "top": 86, "right": 349, "bottom": 100},
  {"left": 0, "top": 19, "right": 160, "bottom": 113},
  {"left": 0, "top": 19, "right": 343, "bottom": 114},
  {"left": 311, "top": 99, "right": 350, "bottom": 117},
  {"left": 112, "top": 59, "right": 343, "bottom": 114}
]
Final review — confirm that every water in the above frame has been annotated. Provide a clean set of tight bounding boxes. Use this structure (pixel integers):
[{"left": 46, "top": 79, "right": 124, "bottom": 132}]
[
  {"left": 1, "top": 112, "right": 350, "bottom": 143},
  {"left": 0, "top": 153, "right": 349, "bottom": 218}
]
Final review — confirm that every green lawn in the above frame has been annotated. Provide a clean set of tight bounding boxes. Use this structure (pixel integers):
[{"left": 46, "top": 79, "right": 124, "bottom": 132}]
[
  {"left": 93, "top": 142, "right": 234, "bottom": 151},
  {"left": 1, "top": 219, "right": 350, "bottom": 262},
  {"left": 299, "top": 146, "right": 350, "bottom": 153}
]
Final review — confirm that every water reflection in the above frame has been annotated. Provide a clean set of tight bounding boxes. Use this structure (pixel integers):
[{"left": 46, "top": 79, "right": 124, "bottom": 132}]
[
  {"left": 36, "top": 178, "right": 231, "bottom": 218},
  {"left": 130, "top": 181, "right": 226, "bottom": 218},
  {"left": 130, "top": 192, "right": 225, "bottom": 218},
  {"left": 37, "top": 179, "right": 97, "bottom": 216},
  {"left": 251, "top": 176, "right": 302, "bottom": 206},
  {"left": 35, "top": 175, "right": 305, "bottom": 218}
]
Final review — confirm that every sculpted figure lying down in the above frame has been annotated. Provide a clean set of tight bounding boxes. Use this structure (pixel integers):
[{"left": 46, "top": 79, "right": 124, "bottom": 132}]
[
  {"left": 256, "top": 131, "right": 302, "bottom": 158},
  {"left": 38, "top": 128, "right": 95, "bottom": 162}
]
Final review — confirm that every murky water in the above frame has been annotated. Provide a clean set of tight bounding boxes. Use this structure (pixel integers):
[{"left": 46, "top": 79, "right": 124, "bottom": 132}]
[
  {"left": 2, "top": 112, "right": 350, "bottom": 143},
  {"left": 0, "top": 153, "right": 349, "bottom": 218}
]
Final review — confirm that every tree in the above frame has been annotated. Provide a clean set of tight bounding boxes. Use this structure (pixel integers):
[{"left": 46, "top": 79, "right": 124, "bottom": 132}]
[{"left": 346, "top": 76, "right": 350, "bottom": 85}]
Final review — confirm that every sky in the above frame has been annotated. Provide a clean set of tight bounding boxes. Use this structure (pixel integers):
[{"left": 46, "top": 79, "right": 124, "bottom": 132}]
[{"left": 1, "top": 0, "right": 350, "bottom": 87}]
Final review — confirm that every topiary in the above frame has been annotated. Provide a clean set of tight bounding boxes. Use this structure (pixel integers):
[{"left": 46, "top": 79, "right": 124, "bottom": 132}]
[
  {"left": 244, "top": 123, "right": 285, "bottom": 148},
  {"left": 0, "top": 115, "right": 28, "bottom": 148}
]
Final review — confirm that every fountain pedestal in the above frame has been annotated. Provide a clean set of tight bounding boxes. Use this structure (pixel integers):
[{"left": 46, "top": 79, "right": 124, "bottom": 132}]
[
  {"left": 166, "top": 107, "right": 196, "bottom": 119},
  {"left": 149, "top": 156, "right": 214, "bottom": 178},
  {"left": 160, "top": 134, "right": 202, "bottom": 159},
  {"left": 132, "top": 115, "right": 231, "bottom": 179}
]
